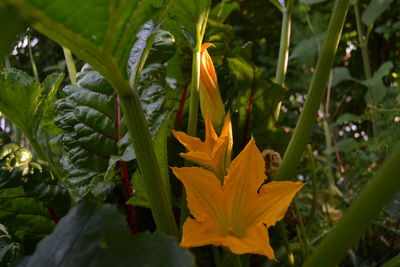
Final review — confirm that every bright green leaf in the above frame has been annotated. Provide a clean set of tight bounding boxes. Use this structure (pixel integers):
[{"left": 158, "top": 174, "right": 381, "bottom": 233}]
[{"left": 0, "top": 69, "right": 63, "bottom": 140}]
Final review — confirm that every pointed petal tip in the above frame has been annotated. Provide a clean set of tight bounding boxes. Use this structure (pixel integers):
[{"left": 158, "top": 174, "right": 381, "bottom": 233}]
[{"left": 201, "top": 43, "right": 215, "bottom": 51}]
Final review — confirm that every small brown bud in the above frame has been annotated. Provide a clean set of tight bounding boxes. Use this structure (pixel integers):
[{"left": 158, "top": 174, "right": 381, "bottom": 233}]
[{"left": 262, "top": 149, "right": 282, "bottom": 177}]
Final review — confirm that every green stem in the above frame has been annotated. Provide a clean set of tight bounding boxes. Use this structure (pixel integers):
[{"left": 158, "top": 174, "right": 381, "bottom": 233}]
[
  {"left": 28, "top": 36, "right": 40, "bottom": 82},
  {"left": 353, "top": 1, "right": 371, "bottom": 79},
  {"left": 274, "top": 0, "right": 293, "bottom": 121},
  {"left": 279, "top": 221, "right": 295, "bottom": 266},
  {"left": 294, "top": 202, "right": 310, "bottom": 256},
  {"left": 62, "top": 46, "right": 77, "bottom": 85},
  {"left": 118, "top": 88, "right": 178, "bottom": 237},
  {"left": 352, "top": 1, "right": 377, "bottom": 137},
  {"left": 106, "top": 0, "right": 178, "bottom": 237},
  {"left": 306, "top": 144, "right": 318, "bottom": 232},
  {"left": 212, "top": 246, "right": 223, "bottom": 267},
  {"left": 180, "top": 5, "right": 211, "bottom": 229},
  {"left": 187, "top": 45, "right": 201, "bottom": 136},
  {"left": 303, "top": 144, "right": 400, "bottom": 267},
  {"left": 275, "top": 0, "right": 350, "bottom": 180}
]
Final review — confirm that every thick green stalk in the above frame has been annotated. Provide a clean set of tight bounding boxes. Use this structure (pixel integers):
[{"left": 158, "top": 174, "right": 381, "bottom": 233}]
[
  {"left": 62, "top": 46, "right": 77, "bottom": 85},
  {"left": 107, "top": 0, "right": 178, "bottom": 237},
  {"left": 118, "top": 87, "right": 178, "bottom": 237},
  {"left": 275, "top": 0, "right": 350, "bottom": 180},
  {"left": 274, "top": 0, "right": 293, "bottom": 121},
  {"left": 303, "top": 144, "right": 400, "bottom": 267}
]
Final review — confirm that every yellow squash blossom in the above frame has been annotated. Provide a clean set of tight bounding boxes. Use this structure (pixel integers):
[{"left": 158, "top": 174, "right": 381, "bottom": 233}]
[
  {"left": 173, "top": 139, "right": 303, "bottom": 258},
  {"left": 199, "top": 43, "right": 225, "bottom": 129},
  {"left": 172, "top": 113, "right": 232, "bottom": 180}
]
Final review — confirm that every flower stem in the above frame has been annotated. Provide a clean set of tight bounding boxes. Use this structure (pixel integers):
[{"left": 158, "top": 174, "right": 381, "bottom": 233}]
[
  {"left": 303, "top": 144, "right": 400, "bottom": 267},
  {"left": 274, "top": 0, "right": 293, "bottom": 121},
  {"left": 275, "top": 0, "right": 350, "bottom": 181}
]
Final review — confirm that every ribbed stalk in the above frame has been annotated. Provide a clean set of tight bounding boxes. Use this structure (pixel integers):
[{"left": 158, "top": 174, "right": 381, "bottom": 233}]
[
  {"left": 118, "top": 88, "right": 178, "bottom": 237},
  {"left": 303, "top": 145, "right": 400, "bottom": 267},
  {"left": 275, "top": 0, "right": 350, "bottom": 180}
]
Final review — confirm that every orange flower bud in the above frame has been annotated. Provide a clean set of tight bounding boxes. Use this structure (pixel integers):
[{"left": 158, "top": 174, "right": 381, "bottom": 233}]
[{"left": 199, "top": 43, "right": 225, "bottom": 129}]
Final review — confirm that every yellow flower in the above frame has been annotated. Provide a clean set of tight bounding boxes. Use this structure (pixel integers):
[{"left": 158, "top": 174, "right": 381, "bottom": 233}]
[
  {"left": 172, "top": 113, "right": 232, "bottom": 180},
  {"left": 173, "top": 139, "right": 303, "bottom": 258},
  {"left": 199, "top": 43, "right": 225, "bottom": 129}
]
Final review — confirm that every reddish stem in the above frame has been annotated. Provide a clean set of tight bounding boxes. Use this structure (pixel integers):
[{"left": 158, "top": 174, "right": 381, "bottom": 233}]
[
  {"left": 175, "top": 84, "right": 189, "bottom": 127},
  {"left": 115, "top": 94, "right": 139, "bottom": 234},
  {"left": 241, "top": 70, "right": 255, "bottom": 150},
  {"left": 47, "top": 207, "right": 60, "bottom": 223}
]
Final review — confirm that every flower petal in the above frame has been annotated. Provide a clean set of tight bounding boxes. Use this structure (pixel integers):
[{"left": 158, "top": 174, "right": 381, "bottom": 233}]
[
  {"left": 256, "top": 181, "right": 304, "bottom": 227},
  {"left": 225, "top": 224, "right": 275, "bottom": 259},
  {"left": 172, "top": 130, "right": 206, "bottom": 153},
  {"left": 181, "top": 217, "right": 225, "bottom": 248},
  {"left": 224, "top": 139, "right": 267, "bottom": 235},
  {"left": 172, "top": 167, "right": 227, "bottom": 228}
]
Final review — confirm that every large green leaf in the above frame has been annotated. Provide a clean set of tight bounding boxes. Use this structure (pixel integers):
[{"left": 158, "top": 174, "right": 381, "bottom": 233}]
[
  {"left": 0, "top": 69, "right": 63, "bottom": 139},
  {"left": 5, "top": 0, "right": 159, "bottom": 79},
  {"left": 361, "top": 0, "right": 394, "bottom": 27},
  {"left": 17, "top": 200, "right": 194, "bottom": 267},
  {"left": 0, "top": 187, "right": 55, "bottom": 255},
  {"left": 54, "top": 64, "right": 119, "bottom": 201}
]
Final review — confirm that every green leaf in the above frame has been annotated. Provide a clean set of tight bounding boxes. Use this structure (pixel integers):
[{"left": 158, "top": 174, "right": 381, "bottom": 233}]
[
  {"left": 7, "top": 0, "right": 159, "bottom": 79},
  {"left": 361, "top": 0, "right": 394, "bottom": 26},
  {"left": 17, "top": 200, "right": 194, "bottom": 267},
  {"left": 211, "top": 0, "right": 240, "bottom": 22},
  {"left": 332, "top": 67, "right": 353, "bottom": 87},
  {"left": 0, "top": 187, "right": 55, "bottom": 254},
  {"left": 337, "top": 138, "right": 358, "bottom": 153},
  {"left": 54, "top": 64, "right": 119, "bottom": 201},
  {"left": 166, "top": 0, "right": 211, "bottom": 45},
  {"left": 228, "top": 52, "right": 287, "bottom": 152},
  {"left": 363, "top": 61, "right": 393, "bottom": 104},
  {"left": 336, "top": 113, "right": 361, "bottom": 124},
  {"left": 0, "top": 223, "right": 21, "bottom": 265},
  {"left": 0, "top": 69, "right": 63, "bottom": 139},
  {"left": 0, "top": 134, "right": 71, "bottom": 216},
  {"left": 290, "top": 33, "right": 324, "bottom": 67}
]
